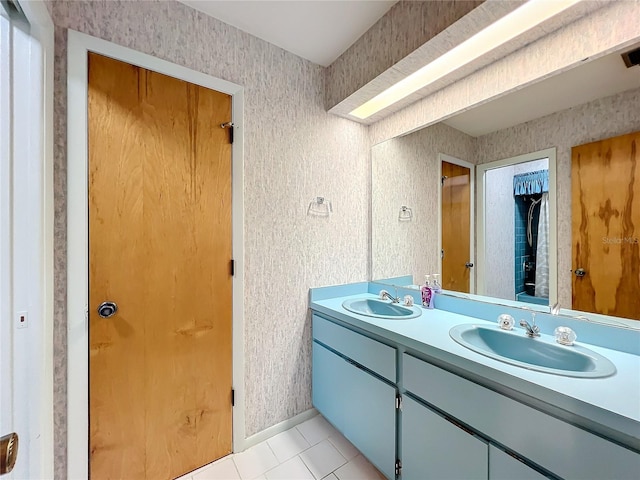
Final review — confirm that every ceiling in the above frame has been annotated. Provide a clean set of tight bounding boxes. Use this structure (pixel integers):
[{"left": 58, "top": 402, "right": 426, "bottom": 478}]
[
  {"left": 179, "top": 0, "right": 397, "bottom": 67},
  {"left": 444, "top": 47, "right": 640, "bottom": 137},
  {"left": 178, "top": 1, "right": 639, "bottom": 135}
]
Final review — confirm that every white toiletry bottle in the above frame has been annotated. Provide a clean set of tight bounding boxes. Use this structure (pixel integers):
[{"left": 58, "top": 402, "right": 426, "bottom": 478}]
[{"left": 432, "top": 273, "right": 442, "bottom": 294}]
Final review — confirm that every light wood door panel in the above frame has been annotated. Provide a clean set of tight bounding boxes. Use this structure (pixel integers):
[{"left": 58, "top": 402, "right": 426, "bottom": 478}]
[
  {"left": 88, "top": 53, "right": 233, "bottom": 480},
  {"left": 442, "top": 161, "right": 471, "bottom": 293},
  {"left": 571, "top": 131, "right": 640, "bottom": 320}
]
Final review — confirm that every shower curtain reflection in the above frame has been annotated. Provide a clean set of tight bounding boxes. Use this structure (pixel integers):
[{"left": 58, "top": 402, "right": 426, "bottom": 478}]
[
  {"left": 535, "top": 193, "right": 550, "bottom": 298},
  {"left": 512, "top": 167, "right": 549, "bottom": 305}
]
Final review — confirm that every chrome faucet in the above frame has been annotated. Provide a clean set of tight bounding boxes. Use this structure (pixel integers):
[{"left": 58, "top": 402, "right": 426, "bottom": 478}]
[
  {"left": 519, "top": 312, "right": 540, "bottom": 338},
  {"left": 380, "top": 290, "right": 400, "bottom": 304}
]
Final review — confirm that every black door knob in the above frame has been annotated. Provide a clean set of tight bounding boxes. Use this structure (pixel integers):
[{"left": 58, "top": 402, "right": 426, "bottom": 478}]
[{"left": 98, "top": 301, "right": 118, "bottom": 318}]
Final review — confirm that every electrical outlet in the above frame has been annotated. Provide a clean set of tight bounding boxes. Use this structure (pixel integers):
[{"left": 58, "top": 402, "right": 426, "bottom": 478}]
[{"left": 16, "top": 311, "right": 28, "bottom": 329}]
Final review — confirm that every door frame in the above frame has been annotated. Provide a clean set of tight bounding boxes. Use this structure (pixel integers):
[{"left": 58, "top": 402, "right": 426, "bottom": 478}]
[
  {"left": 67, "top": 30, "right": 245, "bottom": 479},
  {"left": 437, "top": 153, "right": 475, "bottom": 294},
  {"left": 476, "top": 148, "right": 557, "bottom": 304},
  {"left": 1, "top": 1, "right": 54, "bottom": 477}
]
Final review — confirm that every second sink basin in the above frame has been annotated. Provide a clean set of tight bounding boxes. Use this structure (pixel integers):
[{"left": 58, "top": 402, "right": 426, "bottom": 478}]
[
  {"left": 342, "top": 298, "right": 422, "bottom": 319},
  {"left": 449, "top": 324, "right": 616, "bottom": 378}
]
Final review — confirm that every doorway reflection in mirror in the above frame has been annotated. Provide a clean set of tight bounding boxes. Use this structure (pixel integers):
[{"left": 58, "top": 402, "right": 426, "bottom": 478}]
[{"left": 484, "top": 158, "right": 549, "bottom": 305}]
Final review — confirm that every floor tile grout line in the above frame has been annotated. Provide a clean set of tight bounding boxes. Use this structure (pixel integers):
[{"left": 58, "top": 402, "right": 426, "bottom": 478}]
[
  {"left": 181, "top": 417, "right": 378, "bottom": 480},
  {"left": 229, "top": 455, "right": 242, "bottom": 480},
  {"left": 263, "top": 452, "right": 316, "bottom": 480}
]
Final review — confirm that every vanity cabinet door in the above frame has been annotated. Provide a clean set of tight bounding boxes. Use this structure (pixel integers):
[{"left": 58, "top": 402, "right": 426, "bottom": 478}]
[
  {"left": 312, "top": 342, "right": 396, "bottom": 479},
  {"left": 401, "top": 395, "right": 488, "bottom": 480},
  {"left": 489, "top": 445, "right": 549, "bottom": 480}
]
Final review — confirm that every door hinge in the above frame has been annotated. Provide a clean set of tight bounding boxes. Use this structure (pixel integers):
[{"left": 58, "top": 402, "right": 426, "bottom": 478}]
[
  {"left": 395, "top": 459, "right": 402, "bottom": 477},
  {"left": 441, "top": 175, "right": 448, "bottom": 185},
  {"left": 231, "top": 388, "right": 235, "bottom": 407},
  {"left": 230, "top": 259, "right": 235, "bottom": 276},
  {"left": 395, "top": 394, "right": 402, "bottom": 410},
  {"left": 221, "top": 121, "right": 234, "bottom": 144}
]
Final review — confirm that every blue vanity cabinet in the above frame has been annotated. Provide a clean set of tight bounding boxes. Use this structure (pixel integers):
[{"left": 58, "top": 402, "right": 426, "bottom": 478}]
[
  {"left": 401, "top": 394, "right": 488, "bottom": 479},
  {"left": 312, "top": 314, "right": 397, "bottom": 480},
  {"left": 402, "top": 353, "right": 640, "bottom": 479},
  {"left": 489, "top": 446, "right": 547, "bottom": 480}
]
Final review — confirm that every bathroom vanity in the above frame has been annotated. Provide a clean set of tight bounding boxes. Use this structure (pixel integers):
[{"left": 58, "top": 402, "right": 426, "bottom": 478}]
[{"left": 310, "top": 283, "right": 640, "bottom": 480}]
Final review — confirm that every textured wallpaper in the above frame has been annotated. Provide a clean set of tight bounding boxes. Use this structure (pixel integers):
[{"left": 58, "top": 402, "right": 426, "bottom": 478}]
[
  {"left": 49, "top": 1, "right": 369, "bottom": 477},
  {"left": 372, "top": 122, "right": 475, "bottom": 283},
  {"left": 325, "top": 0, "right": 483, "bottom": 110},
  {"left": 476, "top": 86, "right": 640, "bottom": 311}
]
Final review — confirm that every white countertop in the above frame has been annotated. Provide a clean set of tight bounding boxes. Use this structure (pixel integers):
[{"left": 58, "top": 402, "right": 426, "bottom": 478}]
[{"left": 311, "top": 293, "right": 640, "bottom": 449}]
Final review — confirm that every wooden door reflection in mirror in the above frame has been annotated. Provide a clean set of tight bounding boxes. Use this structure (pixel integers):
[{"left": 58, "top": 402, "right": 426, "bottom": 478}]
[
  {"left": 571, "top": 130, "right": 640, "bottom": 320},
  {"left": 441, "top": 157, "right": 473, "bottom": 293}
]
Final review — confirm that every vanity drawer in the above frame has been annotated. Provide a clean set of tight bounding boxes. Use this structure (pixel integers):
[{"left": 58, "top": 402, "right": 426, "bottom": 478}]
[
  {"left": 403, "top": 353, "right": 640, "bottom": 479},
  {"left": 312, "top": 314, "right": 396, "bottom": 382}
]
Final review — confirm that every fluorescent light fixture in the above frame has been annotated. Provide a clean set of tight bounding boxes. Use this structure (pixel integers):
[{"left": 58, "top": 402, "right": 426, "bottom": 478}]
[{"left": 349, "top": 0, "right": 583, "bottom": 120}]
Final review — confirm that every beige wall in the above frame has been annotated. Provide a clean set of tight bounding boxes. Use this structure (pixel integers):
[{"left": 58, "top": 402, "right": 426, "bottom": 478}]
[
  {"left": 50, "top": 1, "right": 369, "bottom": 477},
  {"left": 372, "top": 123, "right": 475, "bottom": 283}
]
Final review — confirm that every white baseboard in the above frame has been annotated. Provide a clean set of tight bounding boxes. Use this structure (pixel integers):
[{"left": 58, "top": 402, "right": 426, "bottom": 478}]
[{"left": 238, "top": 408, "right": 319, "bottom": 452}]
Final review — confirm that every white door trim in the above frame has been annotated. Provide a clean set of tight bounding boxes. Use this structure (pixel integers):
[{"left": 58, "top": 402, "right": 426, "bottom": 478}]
[
  {"left": 67, "top": 30, "right": 245, "bottom": 479},
  {"left": 1, "top": 1, "right": 54, "bottom": 477},
  {"left": 475, "top": 148, "right": 557, "bottom": 305},
  {"left": 438, "top": 153, "right": 475, "bottom": 294}
]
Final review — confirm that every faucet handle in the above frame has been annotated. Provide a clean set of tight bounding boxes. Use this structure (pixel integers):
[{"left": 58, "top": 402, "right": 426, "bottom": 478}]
[{"left": 554, "top": 326, "right": 576, "bottom": 346}]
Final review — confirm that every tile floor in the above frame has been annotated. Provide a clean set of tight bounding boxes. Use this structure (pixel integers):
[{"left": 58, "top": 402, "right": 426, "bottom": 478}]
[{"left": 176, "top": 414, "right": 385, "bottom": 480}]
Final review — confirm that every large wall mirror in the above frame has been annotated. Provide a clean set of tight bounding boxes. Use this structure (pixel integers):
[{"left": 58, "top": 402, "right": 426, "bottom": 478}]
[{"left": 372, "top": 43, "right": 640, "bottom": 328}]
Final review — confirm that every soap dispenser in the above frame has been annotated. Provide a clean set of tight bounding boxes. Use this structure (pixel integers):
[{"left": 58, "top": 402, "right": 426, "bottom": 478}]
[
  {"left": 432, "top": 273, "right": 442, "bottom": 294},
  {"left": 421, "top": 275, "right": 434, "bottom": 309}
]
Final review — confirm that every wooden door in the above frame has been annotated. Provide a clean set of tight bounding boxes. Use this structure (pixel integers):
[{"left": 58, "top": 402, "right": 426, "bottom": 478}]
[
  {"left": 571, "top": 131, "right": 640, "bottom": 320},
  {"left": 442, "top": 161, "right": 472, "bottom": 292},
  {"left": 88, "top": 53, "right": 233, "bottom": 479}
]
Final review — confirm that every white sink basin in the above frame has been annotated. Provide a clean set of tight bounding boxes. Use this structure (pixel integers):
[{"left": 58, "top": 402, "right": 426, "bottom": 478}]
[
  {"left": 449, "top": 324, "right": 616, "bottom": 378},
  {"left": 342, "top": 298, "right": 422, "bottom": 319}
]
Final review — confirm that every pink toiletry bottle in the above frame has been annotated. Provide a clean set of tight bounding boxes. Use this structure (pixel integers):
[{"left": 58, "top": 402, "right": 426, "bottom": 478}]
[{"left": 421, "top": 275, "right": 434, "bottom": 309}]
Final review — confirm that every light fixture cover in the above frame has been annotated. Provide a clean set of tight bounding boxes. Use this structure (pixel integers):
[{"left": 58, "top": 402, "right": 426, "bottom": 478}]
[{"left": 350, "top": 0, "right": 582, "bottom": 120}]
